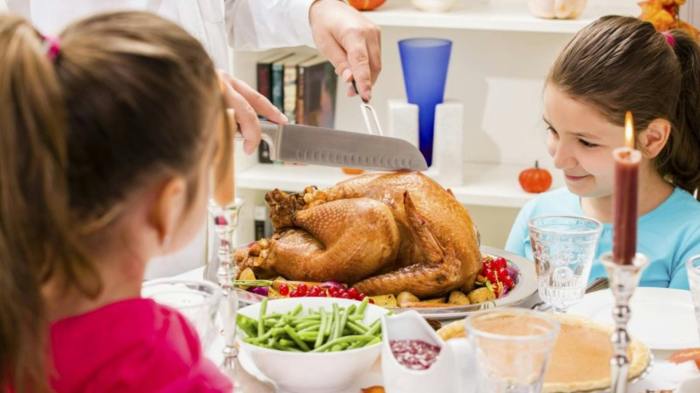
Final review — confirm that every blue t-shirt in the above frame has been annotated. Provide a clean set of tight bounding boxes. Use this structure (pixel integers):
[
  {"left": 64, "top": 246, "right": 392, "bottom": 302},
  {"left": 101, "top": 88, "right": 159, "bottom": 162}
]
[{"left": 505, "top": 187, "right": 700, "bottom": 289}]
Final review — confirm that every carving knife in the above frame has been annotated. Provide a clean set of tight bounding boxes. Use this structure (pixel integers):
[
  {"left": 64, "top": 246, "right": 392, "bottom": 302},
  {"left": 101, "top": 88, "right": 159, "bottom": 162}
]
[{"left": 254, "top": 120, "right": 428, "bottom": 171}]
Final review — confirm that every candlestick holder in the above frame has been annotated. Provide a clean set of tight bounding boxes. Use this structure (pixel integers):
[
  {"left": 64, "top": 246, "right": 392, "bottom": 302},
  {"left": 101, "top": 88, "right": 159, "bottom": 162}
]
[
  {"left": 600, "top": 252, "right": 648, "bottom": 393},
  {"left": 206, "top": 198, "right": 244, "bottom": 383}
]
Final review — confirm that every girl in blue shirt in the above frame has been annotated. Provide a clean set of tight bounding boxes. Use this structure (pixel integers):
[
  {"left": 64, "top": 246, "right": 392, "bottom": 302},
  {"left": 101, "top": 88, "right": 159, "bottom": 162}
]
[{"left": 506, "top": 16, "right": 700, "bottom": 289}]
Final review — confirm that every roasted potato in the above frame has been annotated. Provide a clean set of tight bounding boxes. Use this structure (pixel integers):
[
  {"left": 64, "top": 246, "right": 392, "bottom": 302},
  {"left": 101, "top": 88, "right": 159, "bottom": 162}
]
[
  {"left": 397, "top": 291, "right": 420, "bottom": 307},
  {"left": 467, "top": 287, "right": 495, "bottom": 304},
  {"left": 370, "top": 294, "right": 398, "bottom": 308},
  {"left": 448, "top": 290, "right": 471, "bottom": 305},
  {"left": 238, "top": 267, "right": 256, "bottom": 281}
]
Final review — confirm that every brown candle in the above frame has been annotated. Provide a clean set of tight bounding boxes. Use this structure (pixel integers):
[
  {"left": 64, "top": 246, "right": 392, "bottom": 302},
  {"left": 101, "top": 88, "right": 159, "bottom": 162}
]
[{"left": 612, "top": 112, "right": 641, "bottom": 264}]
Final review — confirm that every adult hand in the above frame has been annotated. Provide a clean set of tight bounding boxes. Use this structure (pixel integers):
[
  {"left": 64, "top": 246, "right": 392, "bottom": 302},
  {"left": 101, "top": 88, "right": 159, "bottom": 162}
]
[
  {"left": 309, "top": 0, "right": 381, "bottom": 102},
  {"left": 219, "top": 72, "right": 288, "bottom": 154}
]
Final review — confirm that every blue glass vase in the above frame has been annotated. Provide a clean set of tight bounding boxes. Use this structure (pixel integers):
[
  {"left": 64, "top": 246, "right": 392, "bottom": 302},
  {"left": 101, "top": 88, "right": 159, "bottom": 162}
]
[{"left": 398, "top": 38, "right": 452, "bottom": 166}]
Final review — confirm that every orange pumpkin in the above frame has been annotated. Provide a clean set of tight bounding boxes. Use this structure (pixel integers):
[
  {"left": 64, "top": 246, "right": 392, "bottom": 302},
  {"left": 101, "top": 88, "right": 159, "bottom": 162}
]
[
  {"left": 518, "top": 161, "right": 552, "bottom": 193},
  {"left": 341, "top": 167, "right": 365, "bottom": 175},
  {"left": 348, "top": 0, "right": 386, "bottom": 11}
]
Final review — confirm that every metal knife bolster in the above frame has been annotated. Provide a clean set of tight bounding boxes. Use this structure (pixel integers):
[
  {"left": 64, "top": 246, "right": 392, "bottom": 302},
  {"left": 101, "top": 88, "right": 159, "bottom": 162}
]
[{"left": 260, "top": 121, "right": 427, "bottom": 171}]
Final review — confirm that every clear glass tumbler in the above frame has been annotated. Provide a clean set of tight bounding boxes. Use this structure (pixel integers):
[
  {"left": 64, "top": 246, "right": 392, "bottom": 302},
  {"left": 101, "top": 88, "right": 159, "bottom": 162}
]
[
  {"left": 528, "top": 215, "right": 602, "bottom": 313},
  {"left": 142, "top": 278, "right": 222, "bottom": 350},
  {"left": 466, "top": 308, "right": 560, "bottom": 393},
  {"left": 687, "top": 255, "right": 700, "bottom": 340}
]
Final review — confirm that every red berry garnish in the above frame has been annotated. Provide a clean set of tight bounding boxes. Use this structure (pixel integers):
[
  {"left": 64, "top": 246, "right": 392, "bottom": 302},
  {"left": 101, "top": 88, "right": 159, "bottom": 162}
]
[
  {"left": 492, "top": 257, "right": 507, "bottom": 270},
  {"left": 348, "top": 288, "right": 360, "bottom": 299},
  {"left": 485, "top": 269, "right": 498, "bottom": 283},
  {"left": 289, "top": 289, "right": 299, "bottom": 297},
  {"left": 502, "top": 275, "right": 514, "bottom": 289},
  {"left": 296, "top": 284, "right": 308, "bottom": 297},
  {"left": 278, "top": 284, "right": 289, "bottom": 296}
]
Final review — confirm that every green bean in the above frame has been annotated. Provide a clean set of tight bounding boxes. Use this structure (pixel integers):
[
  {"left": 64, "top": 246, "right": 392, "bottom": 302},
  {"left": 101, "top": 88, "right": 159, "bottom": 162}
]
[
  {"left": 298, "top": 332, "right": 319, "bottom": 341},
  {"left": 314, "top": 310, "right": 327, "bottom": 348},
  {"left": 291, "top": 304, "right": 303, "bottom": 316},
  {"left": 366, "top": 319, "right": 381, "bottom": 336},
  {"left": 312, "top": 335, "right": 372, "bottom": 352},
  {"left": 257, "top": 298, "right": 268, "bottom": 336},
  {"left": 346, "top": 320, "right": 368, "bottom": 335},
  {"left": 334, "top": 308, "right": 349, "bottom": 342},
  {"left": 296, "top": 321, "right": 321, "bottom": 330},
  {"left": 284, "top": 325, "right": 311, "bottom": 351},
  {"left": 355, "top": 297, "right": 369, "bottom": 317}
]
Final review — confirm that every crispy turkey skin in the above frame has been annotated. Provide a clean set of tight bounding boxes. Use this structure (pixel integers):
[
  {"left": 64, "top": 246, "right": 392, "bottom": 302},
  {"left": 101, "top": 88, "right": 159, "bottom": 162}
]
[{"left": 234, "top": 172, "right": 481, "bottom": 298}]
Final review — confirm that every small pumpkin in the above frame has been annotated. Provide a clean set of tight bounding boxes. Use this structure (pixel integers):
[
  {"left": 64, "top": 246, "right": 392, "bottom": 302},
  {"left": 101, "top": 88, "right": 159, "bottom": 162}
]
[
  {"left": 341, "top": 167, "right": 365, "bottom": 175},
  {"left": 348, "top": 0, "right": 386, "bottom": 11},
  {"left": 519, "top": 161, "right": 552, "bottom": 193}
]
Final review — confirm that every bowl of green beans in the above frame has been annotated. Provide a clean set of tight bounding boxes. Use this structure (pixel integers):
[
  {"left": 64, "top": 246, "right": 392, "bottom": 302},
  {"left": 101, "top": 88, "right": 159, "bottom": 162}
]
[{"left": 236, "top": 296, "right": 388, "bottom": 392}]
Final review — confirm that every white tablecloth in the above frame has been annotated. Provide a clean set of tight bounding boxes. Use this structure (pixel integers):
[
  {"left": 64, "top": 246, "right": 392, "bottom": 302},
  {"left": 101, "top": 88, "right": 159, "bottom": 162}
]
[{"left": 165, "top": 268, "right": 700, "bottom": 393}]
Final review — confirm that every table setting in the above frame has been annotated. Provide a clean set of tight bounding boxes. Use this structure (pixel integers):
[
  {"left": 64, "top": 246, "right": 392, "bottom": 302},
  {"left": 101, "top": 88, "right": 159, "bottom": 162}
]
[{"left": 143, "top": 111, "right": 700, "bottom": 393}]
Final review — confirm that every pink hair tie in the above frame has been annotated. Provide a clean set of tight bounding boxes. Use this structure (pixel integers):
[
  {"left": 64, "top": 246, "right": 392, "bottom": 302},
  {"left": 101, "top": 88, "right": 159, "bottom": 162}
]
[
  {"left": 42, "top": 35, "right": 60, "bottom": 61},
  {"left": 662, "top": 31, "right": 676, "bottom": 48}
]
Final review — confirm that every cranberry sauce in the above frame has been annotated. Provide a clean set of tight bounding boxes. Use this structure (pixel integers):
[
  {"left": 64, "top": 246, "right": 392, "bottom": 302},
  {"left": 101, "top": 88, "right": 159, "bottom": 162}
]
[{"left": 389, "top": 339, "right": 441, "bottom": 370}]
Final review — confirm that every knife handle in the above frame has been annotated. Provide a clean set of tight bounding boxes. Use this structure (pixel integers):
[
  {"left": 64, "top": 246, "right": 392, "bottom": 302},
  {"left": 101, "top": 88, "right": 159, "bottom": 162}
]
[{"left": 232, "top": 120, "right": 279, "bottom": 161}]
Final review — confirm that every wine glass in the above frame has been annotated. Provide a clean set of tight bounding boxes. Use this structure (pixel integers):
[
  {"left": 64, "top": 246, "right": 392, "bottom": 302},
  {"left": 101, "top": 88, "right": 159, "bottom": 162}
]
[
  {"left": 528, "top": 215, "right": 602, "bottom": 313},
  {"left": 142, "top": 279, "right": 222, "bottom": 351},
  {"left": 687, "top": 255, "right": 700, "bottom": 341}
]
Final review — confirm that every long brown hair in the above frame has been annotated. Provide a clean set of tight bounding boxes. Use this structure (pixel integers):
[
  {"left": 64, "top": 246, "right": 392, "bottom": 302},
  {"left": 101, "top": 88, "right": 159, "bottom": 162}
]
[
  {"left": 548, "top": 15, "right": 700, "bottom": 198},
  {"left": 0, "top": 12, "right": 223, "bottom": 392}
]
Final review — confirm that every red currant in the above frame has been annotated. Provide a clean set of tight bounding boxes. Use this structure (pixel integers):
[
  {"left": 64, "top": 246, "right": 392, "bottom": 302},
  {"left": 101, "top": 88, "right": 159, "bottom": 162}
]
[
  {"left": 347, "top": 287, "right": 360, "bottom": 299},
  {"left": 502, "top": 275, "right": 514, "bottom": 289},
  {"left": 309, "top": 286, "right": 323, "bottom": 297},
  {"left": 485, "top": 269, "right": 498, "bottom": 283},
  {"left": 492, "top": 257, "right": 507, "bottom": 270},
  {"left": 289, "top": 289, "right": 299, "bottom": 297},
  {"left": 278, "top": 283, "right": 289, "bottom": 296},
  {"left": 296, "top": 284, "right": 308, "bottom": 297}
]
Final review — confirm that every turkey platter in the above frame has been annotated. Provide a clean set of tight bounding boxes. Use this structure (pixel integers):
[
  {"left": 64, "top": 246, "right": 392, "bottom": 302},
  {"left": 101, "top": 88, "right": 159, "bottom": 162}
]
[{"left": 234, "top": 172, "right": 481, "bottom": 299}]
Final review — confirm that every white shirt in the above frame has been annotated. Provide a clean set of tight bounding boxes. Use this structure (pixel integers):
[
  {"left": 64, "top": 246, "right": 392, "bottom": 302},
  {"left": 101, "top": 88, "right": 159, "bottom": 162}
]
[
  {"left": 7, "top": 0, "right": 318, "bottom": 278},
  {"left": 7, "top": 0, "right": 317, "bottom": 70}
]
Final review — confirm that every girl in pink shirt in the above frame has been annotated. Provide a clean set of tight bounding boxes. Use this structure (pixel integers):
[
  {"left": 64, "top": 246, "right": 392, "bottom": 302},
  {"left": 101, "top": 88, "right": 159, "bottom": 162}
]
[{"left": 0, "top": 11, "right": 233, "bottom": 393}]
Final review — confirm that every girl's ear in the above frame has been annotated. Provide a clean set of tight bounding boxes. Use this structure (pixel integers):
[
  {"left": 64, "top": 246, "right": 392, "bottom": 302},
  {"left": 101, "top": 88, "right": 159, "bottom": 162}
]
[
  {"left": 148, "top": 176, "right": 187, "bottom": 250},
  {"left": 638, "top": 118, "right": 671, "bottom": 159}
]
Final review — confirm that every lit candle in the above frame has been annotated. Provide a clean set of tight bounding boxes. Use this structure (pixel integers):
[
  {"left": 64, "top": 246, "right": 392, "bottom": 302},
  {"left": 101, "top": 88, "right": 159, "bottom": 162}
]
[{"left": 612, "top": 112, "right": 641, "bottom": 265}]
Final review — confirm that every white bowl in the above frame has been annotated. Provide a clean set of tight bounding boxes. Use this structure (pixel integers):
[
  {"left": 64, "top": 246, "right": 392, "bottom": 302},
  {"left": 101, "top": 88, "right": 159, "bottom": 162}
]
[{"left": 237, "top": 297, "right": 388, "bottom": 393}]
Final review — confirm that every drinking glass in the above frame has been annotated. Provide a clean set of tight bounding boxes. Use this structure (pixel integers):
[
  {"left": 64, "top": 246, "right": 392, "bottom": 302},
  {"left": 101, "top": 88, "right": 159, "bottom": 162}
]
[
  {"left": 528, "top": 215, "right": 602, "bottom": 313},
  {"left": 687, "top": 255, "right": 700, "bottom": 340},
  {"left": 398, "top": 38, "right": 452, "bottom": 166},
  {"left": 142, "top": 278, "right": 222, "bottom": 350},
  {"left": 466, "top": 308, "right": 560, "bottom": 393}
]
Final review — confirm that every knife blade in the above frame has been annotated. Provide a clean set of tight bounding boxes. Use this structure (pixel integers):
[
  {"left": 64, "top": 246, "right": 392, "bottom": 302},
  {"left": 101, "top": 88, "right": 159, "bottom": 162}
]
[{"left": 258, "top": 121, "right": 428, "bottom": 171}]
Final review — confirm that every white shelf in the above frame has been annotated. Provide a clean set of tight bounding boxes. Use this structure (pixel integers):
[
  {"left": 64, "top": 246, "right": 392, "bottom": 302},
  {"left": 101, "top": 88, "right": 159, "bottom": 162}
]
[
  {"left": 364, "top": 0, "right": 637, "bottom": 33},
  {"left": 236, "top": 162, "right": 562, "bottom": 208}
]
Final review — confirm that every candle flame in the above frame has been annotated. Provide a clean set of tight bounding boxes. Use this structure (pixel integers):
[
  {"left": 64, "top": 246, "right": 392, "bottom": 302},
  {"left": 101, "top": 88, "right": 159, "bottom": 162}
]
[{"left": 624, "top": 111, "right": 635, "bottom": 149}]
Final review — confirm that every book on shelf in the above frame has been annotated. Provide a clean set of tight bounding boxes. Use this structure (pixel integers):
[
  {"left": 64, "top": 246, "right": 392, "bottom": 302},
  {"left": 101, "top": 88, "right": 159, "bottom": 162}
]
[
  {"left": 253, "top": 205, "right": 273, "bottom": 240},
  {"left": 282, "top": 53, "right": 316, "bottom": 122},
  {"left": 254, "top": 51, "right": 338, "bottom": 163},
  {"left": 256, "top": 51, "right": 292, "bottom": 164},
  {"left": 296, "top": 54, "right": 337, "bottom": 128}
]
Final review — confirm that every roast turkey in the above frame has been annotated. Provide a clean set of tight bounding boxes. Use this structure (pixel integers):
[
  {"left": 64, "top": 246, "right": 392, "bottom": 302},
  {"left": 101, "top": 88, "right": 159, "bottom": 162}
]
[{"left": 234, "top": 172, "right": 481, "bottom": 298}]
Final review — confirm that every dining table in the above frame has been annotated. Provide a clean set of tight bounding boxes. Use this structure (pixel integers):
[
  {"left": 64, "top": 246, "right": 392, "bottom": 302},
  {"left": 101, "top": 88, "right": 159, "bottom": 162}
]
[{"left": 166, "top": 267, "right": 700, "bottom": 393}]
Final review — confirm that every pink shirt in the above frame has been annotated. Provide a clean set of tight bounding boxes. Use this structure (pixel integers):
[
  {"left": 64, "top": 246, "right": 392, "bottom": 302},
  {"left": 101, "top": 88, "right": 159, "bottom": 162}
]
[{"left": 50, "top": 298, "right": 232, "bottom": 393}]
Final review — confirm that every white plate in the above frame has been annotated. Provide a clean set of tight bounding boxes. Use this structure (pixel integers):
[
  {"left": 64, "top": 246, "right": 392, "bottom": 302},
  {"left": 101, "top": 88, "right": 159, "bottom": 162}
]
[
  {"left": 403, "top": 246, "right": 538, "bottom": 320},
  {"left": 236, "top": 246, "right": 538, "bottom": 321},
  {"left": 569, "top": 287, "right": 700, "bottom": 350}
]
